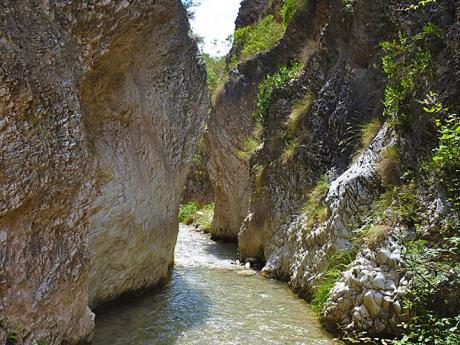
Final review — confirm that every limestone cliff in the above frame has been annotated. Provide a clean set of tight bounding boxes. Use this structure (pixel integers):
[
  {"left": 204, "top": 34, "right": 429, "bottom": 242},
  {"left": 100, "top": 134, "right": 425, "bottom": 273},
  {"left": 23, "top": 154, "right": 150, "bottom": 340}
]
[
  {"left": 0, "top": 0, "right": 207, "bottom": 344},
  {"left": 208, "top": 0, "right": 459, "bottom": 340},
  {"left": 206, "top": 0, "right": 327, "bottom": 241}
]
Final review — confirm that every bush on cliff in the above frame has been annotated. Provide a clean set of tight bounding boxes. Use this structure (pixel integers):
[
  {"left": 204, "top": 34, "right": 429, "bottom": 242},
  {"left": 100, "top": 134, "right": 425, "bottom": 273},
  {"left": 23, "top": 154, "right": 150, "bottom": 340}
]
[
  {"left": 254, "top": 61, "right": 302, "bottom": 126},
  {"left": 232, "top": 15, "right": 284, "bottom": 65}
]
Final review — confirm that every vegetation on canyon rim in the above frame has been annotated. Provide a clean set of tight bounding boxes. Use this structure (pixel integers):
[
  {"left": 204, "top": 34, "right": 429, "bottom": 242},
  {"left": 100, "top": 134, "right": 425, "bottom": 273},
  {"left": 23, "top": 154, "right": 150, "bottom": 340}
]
[{"left": 230, "top": 0, "right": 303, "bottom": 66}]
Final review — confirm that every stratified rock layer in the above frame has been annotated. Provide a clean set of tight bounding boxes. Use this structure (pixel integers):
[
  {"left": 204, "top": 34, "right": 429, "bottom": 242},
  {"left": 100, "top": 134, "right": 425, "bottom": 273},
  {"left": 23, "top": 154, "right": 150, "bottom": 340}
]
[{"left": 0, "top": 1, "right": 207, "bottom": 343}]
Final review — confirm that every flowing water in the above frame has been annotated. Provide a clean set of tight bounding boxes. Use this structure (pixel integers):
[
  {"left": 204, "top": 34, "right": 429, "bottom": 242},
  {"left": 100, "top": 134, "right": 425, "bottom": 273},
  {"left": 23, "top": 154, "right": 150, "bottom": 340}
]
[{"left": 93, "top": 225, "right": 337, "bottom": 345}]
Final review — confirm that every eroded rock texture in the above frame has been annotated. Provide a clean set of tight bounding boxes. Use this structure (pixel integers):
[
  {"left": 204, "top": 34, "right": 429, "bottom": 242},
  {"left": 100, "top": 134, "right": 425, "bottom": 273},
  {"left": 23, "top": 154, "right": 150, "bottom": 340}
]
[
  {"left": 220, "top": 0, "right": 458, "bottom": 338},
  {"left": 206, "top": 0, "right": 326, "bottom": 241},
  {"left": 0, "top": 0, "right": 207, "bottom": 343}
]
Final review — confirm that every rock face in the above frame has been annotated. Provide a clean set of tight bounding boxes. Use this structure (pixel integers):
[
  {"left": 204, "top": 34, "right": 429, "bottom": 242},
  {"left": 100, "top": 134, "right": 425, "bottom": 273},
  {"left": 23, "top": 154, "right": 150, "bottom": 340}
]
[
  {"left": 214, "top": 0, "right": 458, "bottom": 338},
  {"left": 206, "top": 0, "right": 327, "bottom": 241},
  {"left": 182, "top": 139, "right": 215, "bottom": 205},
  {"left": 0, "top": 0, "right": 207, "bottom": 343}
]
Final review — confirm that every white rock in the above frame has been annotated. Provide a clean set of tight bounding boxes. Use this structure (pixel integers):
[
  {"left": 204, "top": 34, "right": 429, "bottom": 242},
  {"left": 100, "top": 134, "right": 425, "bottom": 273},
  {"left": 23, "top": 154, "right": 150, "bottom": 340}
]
[
  {"left": 363, "top": 290, "right": 381, "bottom": 316},
  {"left": 383, "top": 296, "right": 392, "bottom": 312},
  {"left": 359, "top": 304, "right": 369, "bottom": 317},
  {"left": 386, "top": 279, "right": 397, "bottom": 291},
  {"left": 372, "top": 272, "right": 386, "bottom": 290},
  {"left": 376, "top": 248, "right": 391, "bottom": 264}
]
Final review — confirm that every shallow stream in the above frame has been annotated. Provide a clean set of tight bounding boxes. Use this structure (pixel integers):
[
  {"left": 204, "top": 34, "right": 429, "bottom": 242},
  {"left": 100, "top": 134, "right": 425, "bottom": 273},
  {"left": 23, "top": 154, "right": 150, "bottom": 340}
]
[{"left": 93, "top": 225, "right": 337, "bottom": 345}]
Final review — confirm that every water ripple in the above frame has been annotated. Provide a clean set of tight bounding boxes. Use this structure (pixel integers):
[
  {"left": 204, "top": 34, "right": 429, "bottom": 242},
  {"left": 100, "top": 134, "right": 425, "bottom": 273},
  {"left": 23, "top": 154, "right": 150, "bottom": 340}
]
[{"left": 93, "top": 225, "right": 338, "bottom": 345}]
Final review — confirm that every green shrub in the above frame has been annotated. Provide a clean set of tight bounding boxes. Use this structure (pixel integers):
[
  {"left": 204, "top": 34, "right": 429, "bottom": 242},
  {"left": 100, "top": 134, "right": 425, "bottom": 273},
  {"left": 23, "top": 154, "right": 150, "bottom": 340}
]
[
  {"left": 394, "top": 238, "right": 460, "bottom": 345},
  {"left": 254, "top": 61, "right": 303, "bottom": 126},
  {"left": 281, "top": 0, "right": 303, "bottom": 26},
  {"left": 372, "top": 180, "right": 419, "bottom": 225},
  {"left": 417, "top": 92, "right": 460, "bottom": 208},
  {"left": 380, "top": 23, "right": 441, "bottom": 127},
  {"left": 178, "top": 202, "right": 214, "bottom": 232},
  {"left": 364, "top": 224, "right": 389, "bottom": 250},
  {"left": 179, "top": 202, "right": 199, "bottom": 224},
  {"left": 426, "top": 98, "right": 460, "bottom": 207},
  {"left": 353, "top": 118, "right": 382, "bottom": 160},
  {"left": 194, "top": 203, "right": 214, "bottom": 233},
  {"left": 232, "top": 15, "right": 285, "bottom": 65},
  {"left": 360, "top": 118, "right": 382, "bottom": 149},
  {"left": 342, "top": 0, "right": 356, "bottom": 12},
  {"left": 202, "top": 53, "right": 227, "bottom": 97},
  {"left": 303, "top": 175, "right": 330, "bottom": 228},
  {"left": 311, "top": 268, "right": 342, "bottom": 313}
]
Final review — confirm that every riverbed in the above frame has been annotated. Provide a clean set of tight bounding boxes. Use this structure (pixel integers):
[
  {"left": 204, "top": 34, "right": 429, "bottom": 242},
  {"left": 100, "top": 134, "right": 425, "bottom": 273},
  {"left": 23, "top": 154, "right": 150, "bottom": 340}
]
[{"left": 92, "top": 225, "right": 336, "bottom": 344}]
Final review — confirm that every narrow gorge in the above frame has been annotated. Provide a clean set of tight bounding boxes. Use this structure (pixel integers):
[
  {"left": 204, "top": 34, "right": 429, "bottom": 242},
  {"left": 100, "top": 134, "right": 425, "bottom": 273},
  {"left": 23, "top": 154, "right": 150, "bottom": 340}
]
[{"left": 1, "top": 0, "right": 459, "bottom": 345}]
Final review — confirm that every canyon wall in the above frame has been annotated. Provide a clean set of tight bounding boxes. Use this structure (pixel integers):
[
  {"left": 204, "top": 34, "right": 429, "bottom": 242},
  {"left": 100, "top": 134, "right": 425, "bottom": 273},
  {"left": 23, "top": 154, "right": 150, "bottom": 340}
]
[
  {"left": 206, "top": 0, "right": 327, "bottom": 241},
  {"left": 0, "top": 0, "right": 207, "bottom": 343},
  {"left": 210, "top": 0, "right": 459, "bottom": 339}
]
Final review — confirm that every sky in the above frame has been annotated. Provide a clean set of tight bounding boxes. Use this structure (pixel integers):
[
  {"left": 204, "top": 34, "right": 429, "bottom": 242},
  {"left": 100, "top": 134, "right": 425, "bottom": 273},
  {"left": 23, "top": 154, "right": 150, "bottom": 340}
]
[{"left": 188, "top": 0, "right": 242, "bottom": 57}]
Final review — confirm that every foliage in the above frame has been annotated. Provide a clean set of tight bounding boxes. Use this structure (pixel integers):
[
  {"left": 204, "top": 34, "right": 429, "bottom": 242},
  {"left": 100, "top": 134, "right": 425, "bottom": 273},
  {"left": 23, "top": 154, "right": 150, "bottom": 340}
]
[
  {"left": 311, "top": 249, "right": 357, "bottom": 312},
  {"left": 202, "top": 53, "right": 227, "bottom": 97},
  {"left": 380, "top": 23, "right": 441, "bottom": 127},
  {"left": 353, "top": 118, "right": 382, "bottom": 160},
  {"left": 394, "top": 237, "right": 460, "bottom": 345},
  {"left": 232, "top": 15, "right": 285, "bottom": 65},
  {"left": 179, "top": 202, "right": 199, "bottom": 224},
  {"left": 342, "top": 0, "right": 356, "bottom": 12},
  {"left": 237, "top": 136, "right": 260, "bottom": 160},
  {"left": 194, "top": 203, "right": 214, "bottom": 233},
  {"left": 421, "top": 92, "right": 460, "bottom": 208},
  {"left": 281, "top": 138, "right": 300, "bottom": 163},
  {"left": 363, "top": 224, "right": 389, "bottom": 250},
  {"left": 372, "top": 179, "right": 419, "bottom": 225},
  {"left": 178, "top": 202, "right": 214, "bottom": 233},
  {"left": 254, "top": 61, "right": 303, "bottom": 126},
  {"left": 405, "top": 0, "right": 437, "bottom": 11},
  {"left": 281, "top": 0, "right": 303, "bottom": 26},
  {"left": 303, "top": 175, "right": 330, "bottom": 229},
  {"left": 432, "top": 113, "right": 460, "bottom": 207},
  {"left": 360, "top": 118, "right": 382, "bottom": 150}
]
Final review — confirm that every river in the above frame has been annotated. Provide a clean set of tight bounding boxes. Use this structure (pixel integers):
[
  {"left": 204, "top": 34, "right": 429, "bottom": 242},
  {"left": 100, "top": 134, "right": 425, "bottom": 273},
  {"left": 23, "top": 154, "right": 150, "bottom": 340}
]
[{"left": 92, "top": 225, "right": 337, "bottom": 345}]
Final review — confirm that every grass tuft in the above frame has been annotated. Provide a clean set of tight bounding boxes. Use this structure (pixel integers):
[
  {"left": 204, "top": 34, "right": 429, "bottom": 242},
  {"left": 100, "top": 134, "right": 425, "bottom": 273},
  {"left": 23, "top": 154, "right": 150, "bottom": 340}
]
[
  {"left": 281, "top": 138, "right": 300, "bottom": 163},
  {"left": 303, "top": 175, "right": 330, "bottom": 228},
  {"left": 377, "top": 146, "right": 400, "bottom": 186},
  {"left": 237, "top": 136, "right": 260, "bottom": 160},
  {"left": 285, "top": 92, "right": 313, "bottom": 134}
]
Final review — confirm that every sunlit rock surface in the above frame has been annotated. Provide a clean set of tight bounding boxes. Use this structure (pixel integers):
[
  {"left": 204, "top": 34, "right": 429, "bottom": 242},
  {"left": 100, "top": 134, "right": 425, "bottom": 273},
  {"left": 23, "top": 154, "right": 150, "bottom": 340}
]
[{"left": 0, "top": 0, "right": 207, "bottom": 343}]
